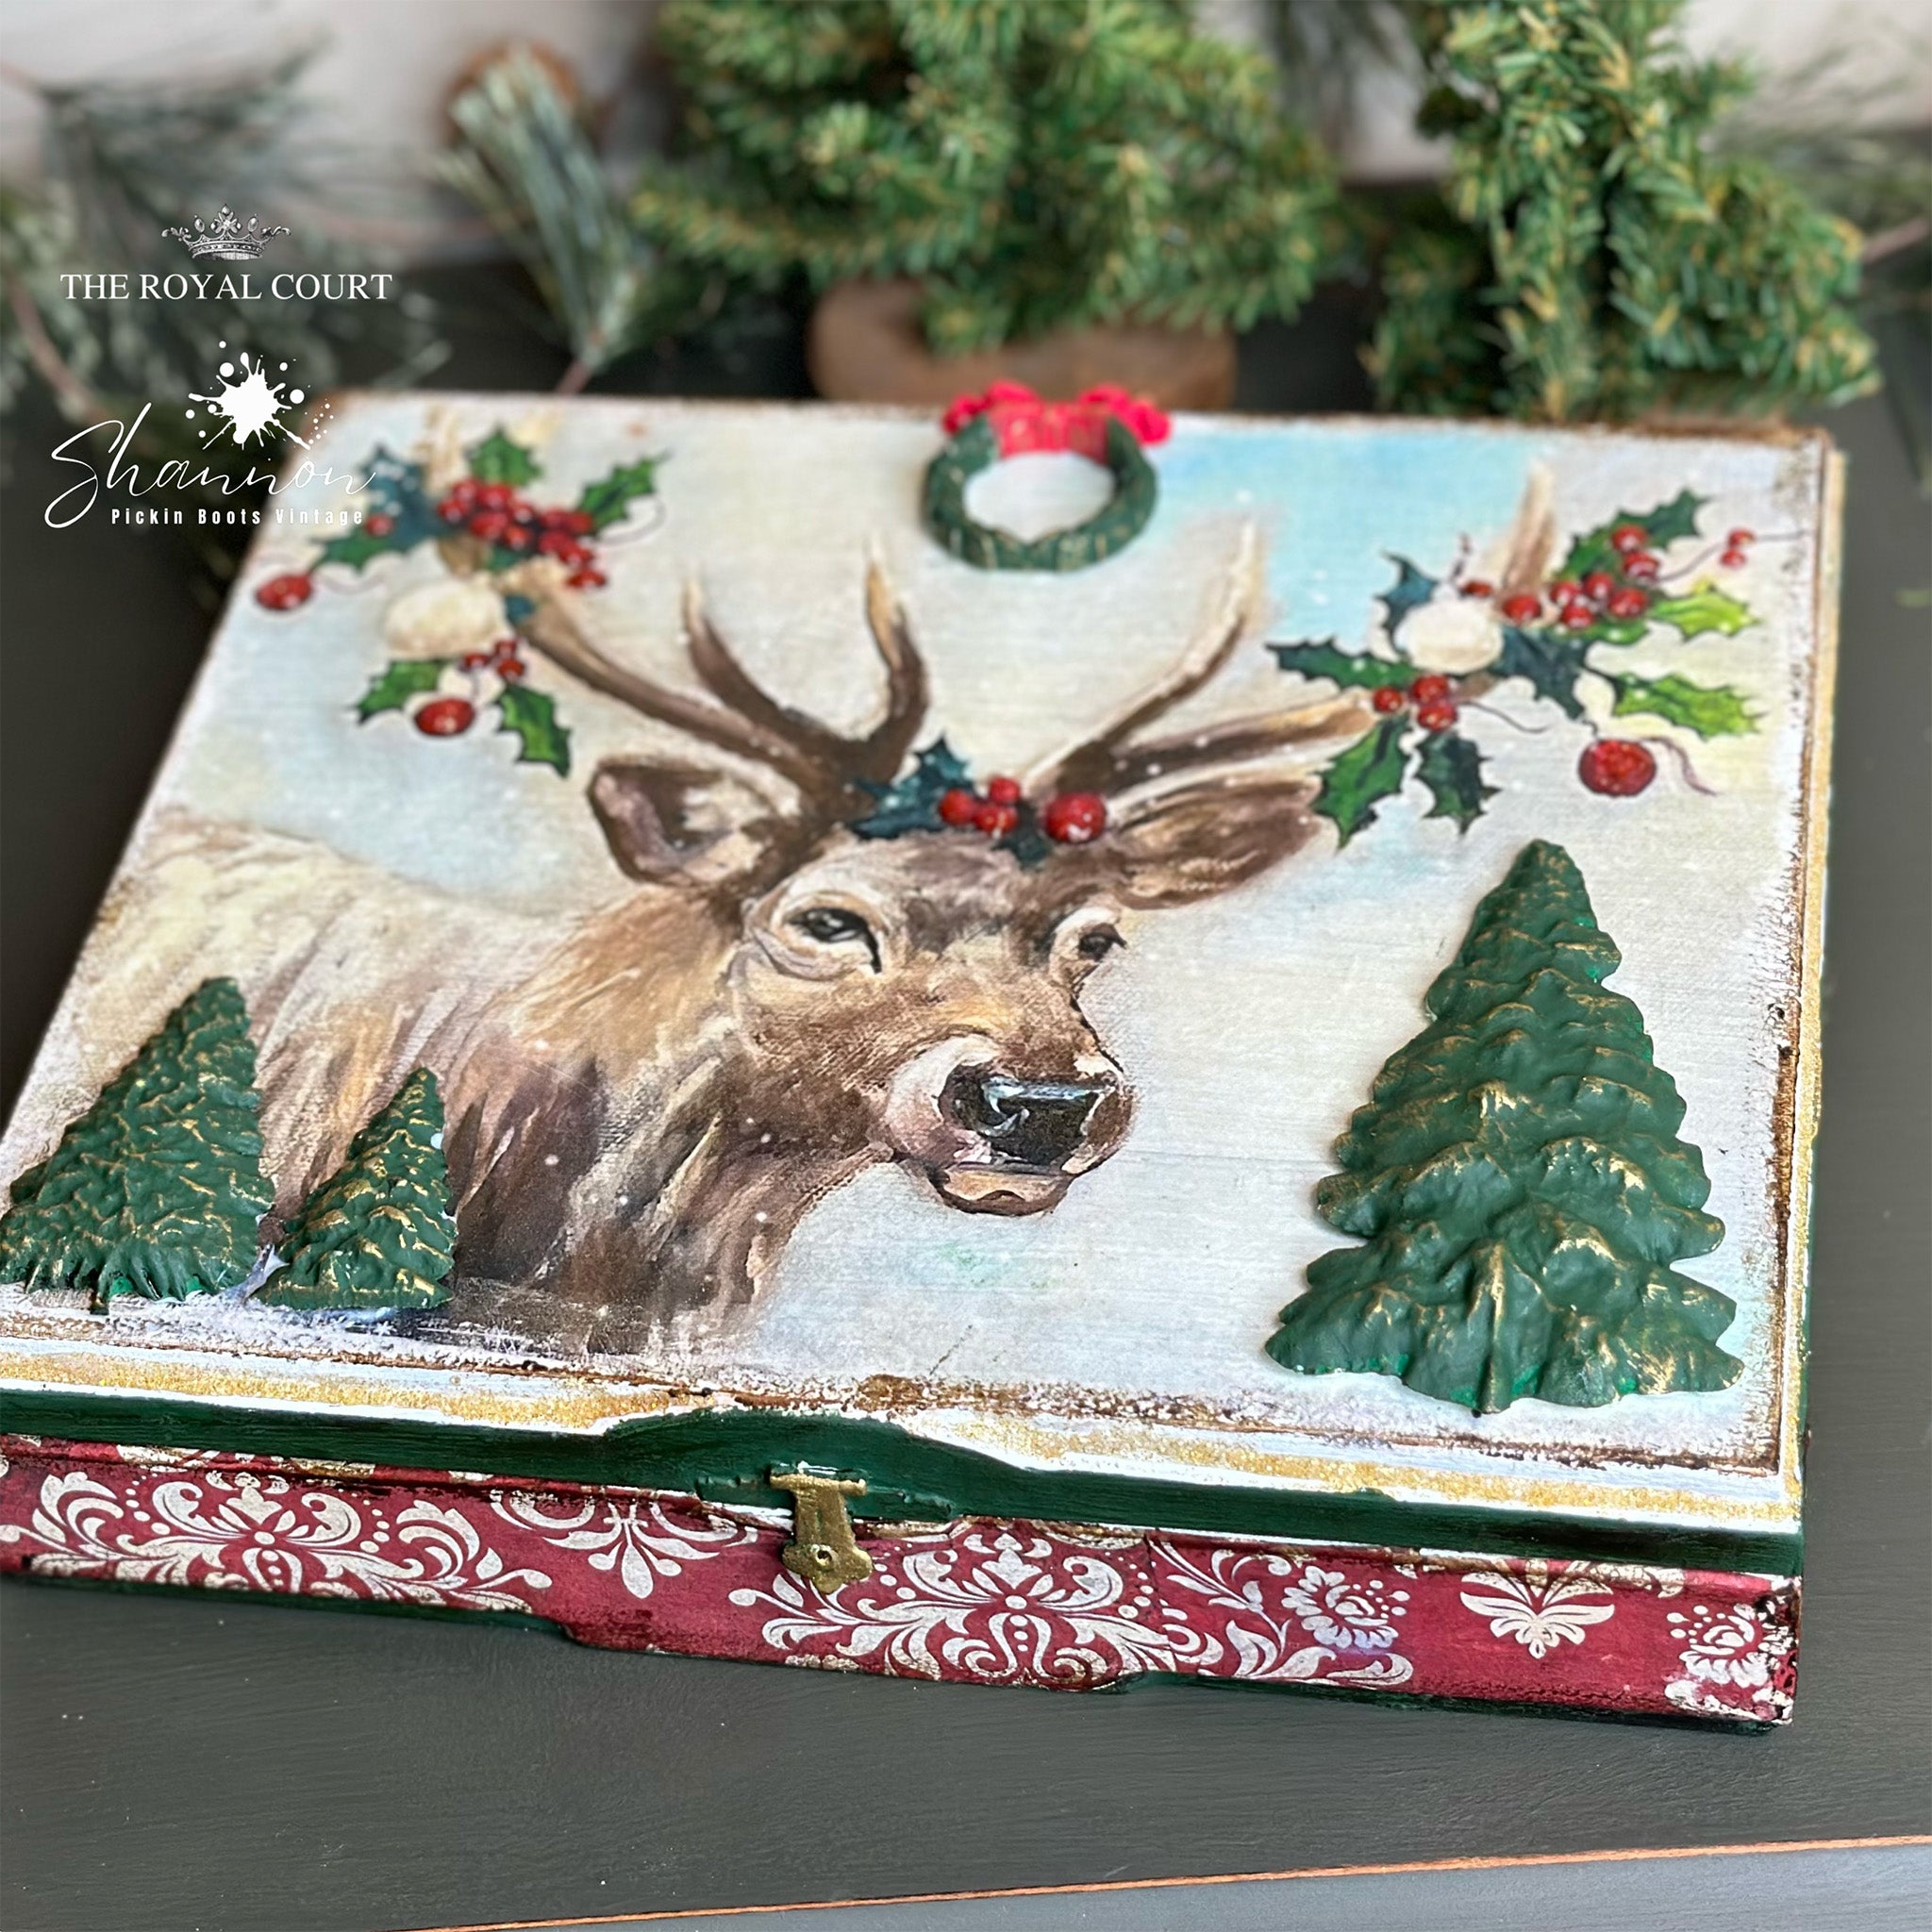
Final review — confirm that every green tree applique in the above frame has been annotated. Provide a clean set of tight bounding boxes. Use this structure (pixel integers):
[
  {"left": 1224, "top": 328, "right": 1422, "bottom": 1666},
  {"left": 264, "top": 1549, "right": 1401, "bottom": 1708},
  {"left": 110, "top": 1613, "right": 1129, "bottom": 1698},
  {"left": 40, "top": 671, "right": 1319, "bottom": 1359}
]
[
  {"left": 1267, "top": 841, "right": 1741, "bottom": 1413},
  {"left": 258, "top": 1068, "right": 455, "bottom": 1311},
  {"left": 0, "top": 978, "right": 274, "bottom": 1306}
]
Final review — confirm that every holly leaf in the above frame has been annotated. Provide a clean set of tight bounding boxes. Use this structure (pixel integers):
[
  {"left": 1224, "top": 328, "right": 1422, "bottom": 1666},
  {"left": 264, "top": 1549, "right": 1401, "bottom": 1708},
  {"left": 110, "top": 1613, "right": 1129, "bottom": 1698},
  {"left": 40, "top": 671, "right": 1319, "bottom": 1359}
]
[
  {"left": 321, "top": 447, "right": 441, "bottom": 571},
  {"left": 1559, "top": 489, "right": 1707, "bottom": 580},
  {"left": 319, "top": 525, "right": 400, "bottom": 572},
  {"left": 1417, "top": 730, "right": 1498, "bottom": 831},
  {"left": 578, "top": 456, "right": 660, "bottom": 533},
  {"left": 1609, "top": 673, "right": 1756, "bottom": 739},
  {"left": 1000, "top": 815, "right": 1055, "bottom": 869},
  {"left": 1647, "top": 579, "right": 1755, "bottom": 641},
  {"left": 1269, "top": 638, "right": 1401, "bottom": 690},
  {"left": 851, "top": 737, "right": 971, "bottom": 838},
  {"left": 494, "top": 684, "right": 571, "bottom": 774},
  {"left": 467, "top": 429, "right": 541, "bottom": 489},
  {"left": 1378, "top": 555, "right": 1437, "bottom": 642},
  {"left": 1496, "top": 624, "right": 1589, "bottom": 718},
  {"left": 357, "top": 658, "right": 447, "bottom": 722},
  {"left": 1314, "top": 716, "right": 1410, "bottom": 845},
  {"left": 1574, "top": 610, "right": 1650, "bottom": 648}
]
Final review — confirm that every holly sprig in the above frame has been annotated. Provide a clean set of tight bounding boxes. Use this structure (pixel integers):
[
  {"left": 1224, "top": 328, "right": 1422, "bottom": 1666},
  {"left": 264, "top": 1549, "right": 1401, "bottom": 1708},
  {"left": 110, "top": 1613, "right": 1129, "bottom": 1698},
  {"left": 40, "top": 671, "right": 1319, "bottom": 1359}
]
[
  {"left": 254, "top": 427, "right": 663, "bottom": 780},
  {"left": 1272, "top": 491, "right": 1763, "bottom": 843},
  {"left": 851, "top": 739, "right": 1108, "bottom": 866}
]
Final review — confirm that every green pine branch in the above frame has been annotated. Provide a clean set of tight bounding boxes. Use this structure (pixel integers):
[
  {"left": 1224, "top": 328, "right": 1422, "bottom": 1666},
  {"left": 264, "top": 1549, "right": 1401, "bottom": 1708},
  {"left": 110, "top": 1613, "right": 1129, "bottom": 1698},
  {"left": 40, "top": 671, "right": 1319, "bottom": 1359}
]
[
  {"left": 633, "top": 0, "right": 1339, "bottom": 353},
  {"left": 1367, "top": 0, "right": 1879, "bottom": 423}
]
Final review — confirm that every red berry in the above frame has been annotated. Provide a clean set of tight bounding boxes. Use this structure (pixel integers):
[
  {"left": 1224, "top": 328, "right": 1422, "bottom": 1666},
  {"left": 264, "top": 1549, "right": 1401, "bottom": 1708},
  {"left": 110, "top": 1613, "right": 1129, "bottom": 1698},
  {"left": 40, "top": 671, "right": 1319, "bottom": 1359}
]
[
  {"left": 1727, "top": 527, "right": 1755, "bottom": 547},
  {"left": 438, "top": 496, "right": 467, "bottom": 525},
  {"left": 476, "top": 481, "right": 514, "bottom": 510},
  {"left": 1460, "top": 578, "right": 1493, "bottom": 599},
  {"left": 497, "top": 656, "right": 525, "bottom": 681},
  {"left": 1500, "top": 592, "right": 1541, "bottom": 624},
  {"left": 365, "top": 512, "right": 394, "bottom": 538},
  {"left": 1550, "top": 578, "right": 1581, "bottom": 603},
  {"left": 985, "top": 774, "right": 1023, "bottom": 807},
  {"left": 1417, "top": 700, "right": 1457, "bottom": 733},
  {"left": 974, "top": 800, "right": 1020, "bottom": 837},
  {"left": 1372, "top": 684, "right": 1407, "bottom": 714},
  {"left": 254, "top": 572, "right": 313, "bottom": 611},
  {"left": 1720, "top": 548, "right": 1747, "bottom": 570},
  {"left": 567, "top": 567, "right": 608, "bottom": 590},
  {"left": 469, "top": 509, "right": 511, "bottom": 544},
  {"left": 414, "top": 696, "right": 475, "bottom": 738},
  {"left": 458, "top": 650, "right": 492, "bottom": 671},
  {"left": 538, "top": 529, "right": 588, "bottom": 561},
  {"left": 1624, "top": 551, "right": 1659, "bottom": 580},
  {"left": 1043, "top": 791, "right": 1108, "bottom": 843},
  {"left": 1582, "top": 570, "right": 1615, "bottom": 603},
  {"left": 938, "top": 787, "right": 979, "bottom": 827},
  {"left": 500, "top": 522, "right": 535, "bottom": 552},
  {"left": 1578, "top": 738, "right": 1657, "bottom": 798},
  {"left": 1409, "top": 674, "right": 1452, "bottom": 704},
  {"left": 1606, "top": 586, "right": 1649, "bottom": 620},
  {"left": 1560, "top": 599, "right": 1594, "bottom": 628},
  {"left": 1611, "top": 524, "right": 1646, "bottom": 553}
]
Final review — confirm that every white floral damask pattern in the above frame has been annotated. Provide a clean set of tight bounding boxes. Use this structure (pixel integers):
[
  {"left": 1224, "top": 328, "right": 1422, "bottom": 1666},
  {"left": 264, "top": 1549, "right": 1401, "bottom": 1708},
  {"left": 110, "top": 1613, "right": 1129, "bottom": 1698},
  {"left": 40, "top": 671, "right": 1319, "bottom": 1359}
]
[
  {"left": 1161, "top": 1546, "right": 1414, "bottom": 1686},
  {"left": 733, "top": 1528, "right": 1196, "bottom": 1686},
  {"left": 0, "top": 1469, "right": 551, "bottom": 1611},
  {"left": 491, "top": 1490, "right": 758, "bottom": 1601},
  {"left": 1457, "top": 1559, "right": 1618, "bottom": 1660},
  {"left": 1664, "top": 1599, "right": 1797, "bottom": 1721},
  {"left": 731, "top": 1527, "right": 1415, "bottom": 1690}
]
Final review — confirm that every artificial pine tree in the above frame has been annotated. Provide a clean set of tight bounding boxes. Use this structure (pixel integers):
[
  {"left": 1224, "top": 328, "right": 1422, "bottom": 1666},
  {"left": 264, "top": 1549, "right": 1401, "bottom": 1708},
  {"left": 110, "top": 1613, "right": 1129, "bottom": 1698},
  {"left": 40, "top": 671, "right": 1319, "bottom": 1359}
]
[
  {"left": 633, "top": 0, "right": 1336, "bottom": 355},
  {"left": 259, "top": 1069, "right": 455, "bottom": 1311},
  {"left": 1370, "top": 0, "right": 1878, "bottom": 422},
  {"left": 1268, "top": 841, "right": 1741, "bottom": 1413},
  {"left": 0, "top": 979, "right": 273, "bottom": 1307}
]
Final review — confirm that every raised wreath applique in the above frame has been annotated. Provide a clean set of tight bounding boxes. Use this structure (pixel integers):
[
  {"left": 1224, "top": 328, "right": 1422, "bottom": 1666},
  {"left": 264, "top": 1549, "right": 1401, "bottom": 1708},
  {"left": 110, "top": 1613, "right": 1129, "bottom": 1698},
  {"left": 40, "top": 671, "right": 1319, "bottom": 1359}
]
[{"left": 923, "top": 380, "right": 1170, "bottom": 572}]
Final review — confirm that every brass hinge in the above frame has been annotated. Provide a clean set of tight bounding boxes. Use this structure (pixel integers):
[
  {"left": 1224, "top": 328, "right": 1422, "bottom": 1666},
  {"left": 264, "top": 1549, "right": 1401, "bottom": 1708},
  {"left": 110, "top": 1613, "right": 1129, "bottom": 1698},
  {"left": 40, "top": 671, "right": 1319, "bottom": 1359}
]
[{"left": 769, "top": 1465, "right": 873, "bottom": 1591}]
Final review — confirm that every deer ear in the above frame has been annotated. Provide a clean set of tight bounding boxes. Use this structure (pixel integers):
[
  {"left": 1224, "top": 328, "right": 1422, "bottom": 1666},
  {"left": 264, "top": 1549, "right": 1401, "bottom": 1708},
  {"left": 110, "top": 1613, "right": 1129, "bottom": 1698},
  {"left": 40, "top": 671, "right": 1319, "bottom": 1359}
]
[
  {"left": 1101, "top": 776, "right": 1322, "bottom": 909},
  {"left": 589, "top": 759, "right": 790, "bottom": 887}
]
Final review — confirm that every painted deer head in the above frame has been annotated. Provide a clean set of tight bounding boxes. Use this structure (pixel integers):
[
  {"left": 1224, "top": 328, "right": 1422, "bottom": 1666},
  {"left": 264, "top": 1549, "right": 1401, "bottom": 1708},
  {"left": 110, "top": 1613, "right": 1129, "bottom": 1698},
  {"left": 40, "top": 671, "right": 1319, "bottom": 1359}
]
[{"left": 471, "top": 531, "right": 1373, "bottom": 1334}]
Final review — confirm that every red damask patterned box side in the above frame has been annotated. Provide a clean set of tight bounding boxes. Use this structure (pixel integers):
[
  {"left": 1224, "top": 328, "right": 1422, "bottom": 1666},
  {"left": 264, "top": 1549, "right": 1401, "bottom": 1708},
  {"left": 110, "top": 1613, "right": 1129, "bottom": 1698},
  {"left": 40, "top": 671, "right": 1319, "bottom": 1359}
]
[{"left": 0, "top": 1438, "right": 1797, "bottom": 1724}]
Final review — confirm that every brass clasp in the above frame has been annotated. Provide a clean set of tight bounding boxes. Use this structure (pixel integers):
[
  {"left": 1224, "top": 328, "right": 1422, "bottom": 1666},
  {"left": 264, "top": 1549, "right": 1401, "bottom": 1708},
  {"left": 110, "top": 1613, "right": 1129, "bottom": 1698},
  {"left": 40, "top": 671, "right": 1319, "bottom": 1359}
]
[{"left": 769, "top": 1465, "right": 873, "bottom": 1591}]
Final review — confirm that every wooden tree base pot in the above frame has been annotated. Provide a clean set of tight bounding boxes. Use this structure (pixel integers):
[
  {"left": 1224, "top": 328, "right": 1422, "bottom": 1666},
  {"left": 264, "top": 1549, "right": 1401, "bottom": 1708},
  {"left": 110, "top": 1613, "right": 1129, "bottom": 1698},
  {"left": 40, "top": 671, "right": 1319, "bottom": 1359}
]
[{"left": 808, "top": 279, "right": 1238, "bottom": 411}]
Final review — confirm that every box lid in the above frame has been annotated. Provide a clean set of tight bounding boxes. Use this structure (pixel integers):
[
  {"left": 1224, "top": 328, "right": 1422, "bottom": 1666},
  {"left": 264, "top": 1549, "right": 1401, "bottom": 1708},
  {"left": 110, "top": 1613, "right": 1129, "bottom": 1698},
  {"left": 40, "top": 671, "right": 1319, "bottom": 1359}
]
[{"left": 0, "top": 397, "right": 1836, "bottom": 1571}]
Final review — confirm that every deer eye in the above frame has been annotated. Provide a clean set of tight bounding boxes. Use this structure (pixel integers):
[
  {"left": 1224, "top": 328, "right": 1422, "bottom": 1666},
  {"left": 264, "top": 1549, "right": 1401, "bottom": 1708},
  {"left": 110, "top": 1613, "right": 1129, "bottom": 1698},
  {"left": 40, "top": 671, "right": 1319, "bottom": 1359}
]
[
  {"left": 1075, "top": 925, "right": 1124, "bottom": 962},
  {"left": 791, "top": 905, "right": 882, "bottom": 971}
]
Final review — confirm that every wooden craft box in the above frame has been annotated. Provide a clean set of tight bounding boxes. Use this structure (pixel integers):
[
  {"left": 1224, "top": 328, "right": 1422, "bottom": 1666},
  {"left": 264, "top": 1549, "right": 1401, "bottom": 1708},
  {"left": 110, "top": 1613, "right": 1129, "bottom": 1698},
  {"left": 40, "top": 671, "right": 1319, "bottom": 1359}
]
[{"left": 0, "top": 397, "right": 1838, "bottom": 1724}]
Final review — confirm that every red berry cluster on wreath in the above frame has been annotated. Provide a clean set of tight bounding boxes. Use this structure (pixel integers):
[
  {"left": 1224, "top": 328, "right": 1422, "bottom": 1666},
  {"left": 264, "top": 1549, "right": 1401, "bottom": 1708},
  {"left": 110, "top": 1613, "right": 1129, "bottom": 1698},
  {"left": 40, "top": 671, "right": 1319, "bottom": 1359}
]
[
  {"left": 436, "top": 477, "right": 607, "bottom": 588},
  {"left": 1371, "top": 672, "right": 1461, "bottom": 735},
  {"left": 938, "top": 774, "right": 1108, "bottom": 845},
  {"left": 941, "top": 380, "right": 1172, "bottom": 461}
]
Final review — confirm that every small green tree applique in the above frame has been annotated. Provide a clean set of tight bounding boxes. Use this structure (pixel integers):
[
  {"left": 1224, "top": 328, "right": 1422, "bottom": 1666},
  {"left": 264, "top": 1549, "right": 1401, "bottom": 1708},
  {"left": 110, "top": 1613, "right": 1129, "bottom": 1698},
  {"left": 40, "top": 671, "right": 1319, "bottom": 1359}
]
[
  {"left": 1267, "top": 841, "right": 1741, "bottom": 1413},
  {"left": 0, "top": 977, "right": 274, "bottom": 1307},
  {"left": 258, "top": 1068, "right": 455, "bottom": 1311}
]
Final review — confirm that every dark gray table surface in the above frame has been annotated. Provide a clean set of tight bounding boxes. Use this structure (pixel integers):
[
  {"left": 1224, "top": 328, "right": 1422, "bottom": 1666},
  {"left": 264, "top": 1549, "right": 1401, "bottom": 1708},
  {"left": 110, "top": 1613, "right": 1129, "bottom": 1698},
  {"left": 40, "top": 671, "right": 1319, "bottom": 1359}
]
[{"left": 1, "top": 304, "right": 1927, "bottom": 1932}]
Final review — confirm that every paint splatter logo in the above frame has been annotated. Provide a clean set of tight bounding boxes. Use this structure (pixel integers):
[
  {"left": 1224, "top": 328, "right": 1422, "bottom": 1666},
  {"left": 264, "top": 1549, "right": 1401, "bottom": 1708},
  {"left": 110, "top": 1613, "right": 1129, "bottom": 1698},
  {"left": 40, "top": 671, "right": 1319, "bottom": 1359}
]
[{"left": 186, "top": 344, "right": 330, "bottom": 450}]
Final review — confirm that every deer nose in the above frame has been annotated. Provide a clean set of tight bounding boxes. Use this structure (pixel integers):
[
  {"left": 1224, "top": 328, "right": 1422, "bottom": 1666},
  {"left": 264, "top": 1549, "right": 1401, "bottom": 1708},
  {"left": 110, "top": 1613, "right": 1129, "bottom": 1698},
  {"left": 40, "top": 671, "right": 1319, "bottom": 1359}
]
[{"left": 942, "top": 1068, "right": 1109, "bottom": 1171}]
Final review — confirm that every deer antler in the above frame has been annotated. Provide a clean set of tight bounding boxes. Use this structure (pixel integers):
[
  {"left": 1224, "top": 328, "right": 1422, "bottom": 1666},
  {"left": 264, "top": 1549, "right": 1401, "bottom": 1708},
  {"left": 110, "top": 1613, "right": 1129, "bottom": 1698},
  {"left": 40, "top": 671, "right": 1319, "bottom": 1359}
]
[
  {"left": 1032, "top": 525, "right": 1374, "bottom": 802},
  {"left": 513, "top": 558, "right": 928, "bottom": 818}
]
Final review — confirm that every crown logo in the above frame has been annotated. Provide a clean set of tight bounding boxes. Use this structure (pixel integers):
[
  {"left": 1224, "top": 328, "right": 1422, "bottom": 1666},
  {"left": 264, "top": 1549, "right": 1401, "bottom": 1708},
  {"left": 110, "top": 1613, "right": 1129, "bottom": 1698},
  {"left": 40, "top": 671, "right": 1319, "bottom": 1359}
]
[{"left": 160, "top": 206, "right": 291, "bottom": 261}]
